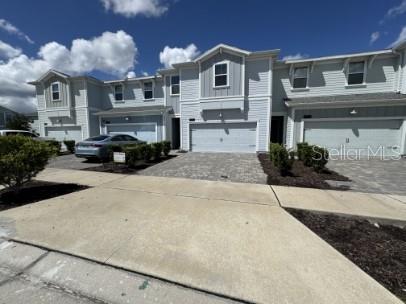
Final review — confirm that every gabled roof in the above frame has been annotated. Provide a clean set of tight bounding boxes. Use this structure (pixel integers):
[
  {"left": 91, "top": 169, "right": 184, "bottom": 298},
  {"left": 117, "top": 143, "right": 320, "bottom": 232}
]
[
  {"left": 28, "top": 69, "right": 71, "bottom": 85},
  {"left": 194, "top": 44, "right": 251, "bottom": 62},
  {"left": 392, "top": 39, "right": 406, "bottom": 50}
]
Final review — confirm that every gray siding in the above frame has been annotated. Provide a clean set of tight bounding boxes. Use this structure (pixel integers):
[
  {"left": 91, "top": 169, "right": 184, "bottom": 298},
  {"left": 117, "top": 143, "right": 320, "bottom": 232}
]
[
  {"left": 87, "top": 81, "right": 103, "bottom": 109},
  {"left": 165, "top": 75, "right": 180, "bottom": 113},
  {"left": 200, "top": 52, "right": 243, "bottom": 98},
  {"left": 180, "top": 67, "right": 199, "bottom": 101},
  {"left": 44, "top": 76, "right": 69, "bottom": 108},
  {"left": 272, "top": 68, "right": 289, "bottom": 113},
  {"left": 277, "top": 57, "right": 397, "bottom": 99},
  {"left": 246, "top": 59, "right": 270, "bottom": 96},
  {"left": 180, "top": 98, "right": 269, "bottom": 151}
]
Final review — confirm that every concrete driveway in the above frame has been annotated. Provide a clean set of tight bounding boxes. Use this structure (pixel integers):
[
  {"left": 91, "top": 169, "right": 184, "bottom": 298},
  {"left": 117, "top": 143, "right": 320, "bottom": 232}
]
[
  {"left": 0, "top": 170, "right": 402, "bottom": 304},
  {"left": 328, "top": 158, "right": 406, "bottom": 195},
  {"left": 139, "top": 152, "right": 267, "bottom": 184},
  {"left": 47, "top": 154, "right": 101, "bottom": 170}
]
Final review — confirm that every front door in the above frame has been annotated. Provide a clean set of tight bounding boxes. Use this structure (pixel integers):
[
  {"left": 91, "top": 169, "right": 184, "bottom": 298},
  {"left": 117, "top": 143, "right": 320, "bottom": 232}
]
[{"left": 271, "top": 116, "right": 284, "bottom": 144}]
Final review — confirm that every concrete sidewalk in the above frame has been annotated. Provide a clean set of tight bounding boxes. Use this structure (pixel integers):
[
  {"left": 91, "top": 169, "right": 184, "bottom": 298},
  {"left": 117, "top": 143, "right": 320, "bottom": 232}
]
[{"left": 0, "top": 169, "right": 402, "bottom": 304}]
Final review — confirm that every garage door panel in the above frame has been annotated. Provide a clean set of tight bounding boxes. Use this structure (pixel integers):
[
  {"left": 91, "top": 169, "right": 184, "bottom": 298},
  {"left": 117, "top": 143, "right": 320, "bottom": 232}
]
[
  {"left": 190, "top": 122, "right": 257, "bottom": 153},
  {"left": 304, "top": 120, "right": 402, "bottom": 156},
  {"left": 107, "top": 124, "right": 156, "bottom": 143},
  {"left": 46, "top": 127, "right": 82, "bottom": 142}
]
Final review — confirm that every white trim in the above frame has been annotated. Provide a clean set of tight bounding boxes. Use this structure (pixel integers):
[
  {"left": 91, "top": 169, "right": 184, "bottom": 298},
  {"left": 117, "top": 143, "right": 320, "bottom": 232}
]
[
  {"left": 162, "top": 112, "right": 167, "bottom": 141},
  {"left": 83, "top": 80, "right": 90, "bottom": 139},
  {"left": 242, "top": 56, "right": 246, "bottom": 97},
  {"left": 289, "top": 108, "right": 296, "bottom": 149},
  {"left": 299, "top": 120, "right": 304, "bottom": 142},
  {"left": 213, "top": 60, "right": 230, "bottom": 88},
  {"left": 198, "top": 62, "right": 202, "bottom": 99},
  {"left": 345, "top": 60, "right": 367, "bottom": 86},
  {"left": 302, "top": 116, "right": 406, "bottom": 122},
  {"left": 286, "top": 98, "right": 406, "bottom": 109},
  {"left": 400, "top": 119, "right": 406, "bottom": 155},
  {"left": 163, "top": 74, "right": 167, "bottom": 106},
  {"left": 180, "top": 102, "right": 183, "bottom": 149},
  {"left": 194, "top": 44, "right": 250, "bottom": 63},
  {"left": 170, "top": 75, "right": 180, "bottom": 96},
  {"left": 143, "top": 81, "right": 154, "bottom": 101}
]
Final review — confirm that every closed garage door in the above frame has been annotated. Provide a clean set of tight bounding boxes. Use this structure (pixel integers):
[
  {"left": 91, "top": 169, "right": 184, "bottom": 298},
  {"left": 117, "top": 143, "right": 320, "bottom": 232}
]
[
  {"left": 46, "top": 126, "right": 82, "bottom": 142},
  {"left": 106, "top": 124, "right": 157, "bottom": 143},
  {"left": 190, "top": 122, "right": 257, "bottom": 153},
  {"left": 304, "top": 119, "right": 403, "bottom": 156}
]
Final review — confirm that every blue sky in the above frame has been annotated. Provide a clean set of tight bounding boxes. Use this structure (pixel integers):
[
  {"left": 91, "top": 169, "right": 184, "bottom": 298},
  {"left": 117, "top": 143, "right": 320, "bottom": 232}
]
[{"left": 0, "top": 0, "right": 406, "bottom": 112}]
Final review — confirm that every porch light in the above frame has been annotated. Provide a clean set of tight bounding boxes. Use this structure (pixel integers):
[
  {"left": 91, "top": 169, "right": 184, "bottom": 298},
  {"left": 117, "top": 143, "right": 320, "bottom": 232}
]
[
  {"left": 350, "top": 109, "right": 357, "bottom": 115},
  {"left": 125, "top": 116, "right": 130, "bottom": 121}
]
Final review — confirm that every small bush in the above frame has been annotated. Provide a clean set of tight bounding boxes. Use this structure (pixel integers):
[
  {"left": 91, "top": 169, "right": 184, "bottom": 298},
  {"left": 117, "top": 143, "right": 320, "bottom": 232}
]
[
  {"left": 297, "top": 142, "right": 309, "bottom": 162},
  {"left": 269, "top": 143, "right": 292, "bottom": 175},
  {"left": 46, "top": 140, "right": 61, "bottom": 155},
  {"left": 151, "top": 142, "right": 163, "bottom": 160},
  {"left": 0, "top": 136, "right": 55, "bottom": 191},
  {"left": 63, "top": 140, "right": 75, "bottom": 154},
  {"left": 138, "top": 144, "right": 152, "bottom": 162},
  {"left": 311, "top": 145, "right": 329, "bottom": 172},
  {"left": 162, "top": 141, "right": 171, "bottom": 156},
  {"left": 124, "top": 146, "right": 141, "bottom": 168}
]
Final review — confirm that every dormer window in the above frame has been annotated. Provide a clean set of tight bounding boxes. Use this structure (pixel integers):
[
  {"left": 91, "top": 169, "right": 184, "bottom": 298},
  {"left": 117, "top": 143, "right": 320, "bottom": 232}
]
[
  {"left": 144, "top": 82, "right": 153, "bottom": 100},
  {"left": 347, "top": 61, "right": 365, "bottom": 85},
  {"left": 293, "top": 67, "right": 308, "bottom": 89},
  {"left": 214, "top": 61, "right": 229, "bottom": 87},
  {"left": 51, "top": 82, "right": 60, "bottom": 101},
  {"left": 114, "top": 84, "right": 123, "bottom": 101},
  {"left": 170, "top": 75, "right": 180, "bottom": 95}
]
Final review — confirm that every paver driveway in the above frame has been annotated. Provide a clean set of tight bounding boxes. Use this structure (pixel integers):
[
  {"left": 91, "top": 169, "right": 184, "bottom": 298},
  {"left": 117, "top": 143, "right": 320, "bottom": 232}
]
[
  {"left": 328, "top": 158, "right": 406, "bottom": 195},
  {"left": 139, "top": 152, "right": 267, "bottom": 184}
]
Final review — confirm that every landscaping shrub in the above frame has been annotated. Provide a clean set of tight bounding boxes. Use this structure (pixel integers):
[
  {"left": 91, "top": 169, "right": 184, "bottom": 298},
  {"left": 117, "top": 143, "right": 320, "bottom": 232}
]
[
  {"left": 311, "top": 145, "right": 329, "bottom": 172},
  {"left": 0, "top": 136, "right": 55, "bottom": 192},
  {"left": 138, "top": 144, "right": 152, "bottom": 162},
  {"left": 297, "top": 142, "right": 311, "bottom": 163},
  {"left": 63, "top": 140, "right": 75, "bottom": 154},
  {"left": 46, "top": 140, "right": 61, "bottom": 155},
  {"left": 151, "top": 142, "right": 163, "bottom": 160},
  {"left": 162, "top": 141, "right": 171, "bottom": 156},
  {"left": 124, "top": 146, "right": 141, "bottom": 168},
  {"left": 269, "top": 143, "right": 292, "bottom": 175}
]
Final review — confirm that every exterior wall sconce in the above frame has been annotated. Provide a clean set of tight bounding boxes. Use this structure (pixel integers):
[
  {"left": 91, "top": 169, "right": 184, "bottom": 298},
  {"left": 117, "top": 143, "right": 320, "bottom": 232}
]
[
  {"left": 350, "top": 109, "right": 357, "bottom": 115},
  {"left": 125, "top": 117, "right": 130, "bottom": 121}
]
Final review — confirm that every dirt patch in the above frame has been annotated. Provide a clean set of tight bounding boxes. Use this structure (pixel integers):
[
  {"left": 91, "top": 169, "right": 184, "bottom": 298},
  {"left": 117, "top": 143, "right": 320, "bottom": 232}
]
[
  {"left": 258, "top": 153, "right": 349, "bottom": 189},
  {"left": 0, "top": 181, "right": 88, "bottom": 211},
  {"left": 82, "top": 155, "right": 177, "bottom": 174},
  {"left": 287, "top": 208, "right": 406, "bottom": 302}
]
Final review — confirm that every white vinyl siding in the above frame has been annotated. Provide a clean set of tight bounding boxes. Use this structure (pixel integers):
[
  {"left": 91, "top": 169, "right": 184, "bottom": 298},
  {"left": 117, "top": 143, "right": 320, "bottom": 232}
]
[
  {"left": 246, "top": 59, "right": 270, "bottom": 96},
  {"left": 180, "top": 67, "right": 199, "bottom": 101}
]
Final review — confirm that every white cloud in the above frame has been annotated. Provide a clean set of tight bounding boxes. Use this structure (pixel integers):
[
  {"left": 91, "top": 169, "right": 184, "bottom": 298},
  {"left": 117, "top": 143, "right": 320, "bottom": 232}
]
[
  {"left": 370, "top": 31, "right": 380, "bottom": 44},
  {"left": 159, "top": 44, "right": 200, "bottom": 68},
  {"left": 282, "top": 53, "right": 308, "bottom": 61},
  {"left": 389, "top": 26, "right": 406, "bottom": 47},
  {"left": 126, "top": 71, "right": 136, "bottom": 78},
  {"left": 0, "top": 19, "right": 34, "bottom": 44},
  {"left": 141, "top": 71, "right": 149, "bottom": 76},
  {"left": 384, "top": 0, "right": 406, "bottom": 20},
  {"left": 0, "top": 41, "right": 22, "bottom": 59},
  {"left": 0, "top": 31, "right": 138, "bottom": 113},
  {"left": 100, "top": 0, "right": 168, "bottom": 17}
]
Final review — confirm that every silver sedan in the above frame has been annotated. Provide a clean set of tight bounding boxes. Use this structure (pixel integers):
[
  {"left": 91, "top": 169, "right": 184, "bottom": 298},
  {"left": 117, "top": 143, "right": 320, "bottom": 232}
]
[{"left": 75, "top": 134, "right": 143, "bottom": 160}]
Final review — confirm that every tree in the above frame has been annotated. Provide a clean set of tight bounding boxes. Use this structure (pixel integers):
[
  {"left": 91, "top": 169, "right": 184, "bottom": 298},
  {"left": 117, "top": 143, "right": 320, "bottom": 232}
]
[{"left": 6, "top": 114, "right": 32, "bottom": 131}]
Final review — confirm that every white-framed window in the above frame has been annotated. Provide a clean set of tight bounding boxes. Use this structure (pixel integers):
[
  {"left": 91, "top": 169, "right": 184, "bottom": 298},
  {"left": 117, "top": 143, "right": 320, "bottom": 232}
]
[
  {"left": 292, "top": 67, "right": 308, "bottom": 89},
  {"left": 170, "top": 75, "right": 180, "bottom": 95},
  {"left": 347, "top": 61, "right": 365, "bottom": 85},
  {"left": 51, "top": 82, "right": 60, "bottom": 101},
  {"left": 213, "top": 61, "right": 229, "bottom": 88},
  {"left": 114, "top": 84, "right": 123, "bottom": 101},
  {"left": 144, "top": 81, "right": 153, "bottom": 100}
]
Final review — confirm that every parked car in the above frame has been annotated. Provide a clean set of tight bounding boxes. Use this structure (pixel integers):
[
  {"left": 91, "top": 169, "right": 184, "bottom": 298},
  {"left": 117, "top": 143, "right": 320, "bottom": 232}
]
[
  {"left": 75, "top": 134, "right": 144, "bottom": 160},
  {"left": 0, "top": 130, "right": 50, "bottom": 141}
]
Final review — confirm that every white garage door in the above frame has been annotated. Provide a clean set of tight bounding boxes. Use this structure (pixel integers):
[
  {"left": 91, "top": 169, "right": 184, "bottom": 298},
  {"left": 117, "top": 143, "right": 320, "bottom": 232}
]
[
  {"left": 106, "top": 124, "right": 157, "bottom": 143},
  {"left": 190, "top": 122, "right": 257, "bottom": 153},
  {"left": 46, "top": 126, "right": 82, "bottom": 142},
  {"left": 304, "top": 119, "right": 403, "bottom": 156}
]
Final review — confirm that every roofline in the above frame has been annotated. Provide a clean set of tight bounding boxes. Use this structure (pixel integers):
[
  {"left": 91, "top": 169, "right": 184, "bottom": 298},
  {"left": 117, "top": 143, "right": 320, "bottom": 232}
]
[
  {"left": 103, "top": 75, "right": 160, "bottom": 84},
  {"left": 284, "top": 49, "right": 394, "bottom": 64},
  {"left": 194, "top": 43, "right": 251, "bottom": 62}
]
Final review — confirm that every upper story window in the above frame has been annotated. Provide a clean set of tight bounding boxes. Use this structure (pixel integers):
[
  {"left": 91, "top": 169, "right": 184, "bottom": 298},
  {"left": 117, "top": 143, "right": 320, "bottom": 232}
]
[
  {"left": 114, "top": 84, "right": 123, "bottom": 101},
  {"left": 213, "top": 61, "right": 229, "bottom": 87},
  {"left": 347, "top": 61, "right": 365, "bottom": 85},
  {"left": 51, "top": 82, "right": 60, "bottom": 101},
  {"left": 170, "top": 75, "right": 180, "bottom": 95},
  {"left": 292, "top": 67, "right": 308, "bottom": 89},
  {"left": 144, "top": 82, "right": 153, "bottom": 100}
]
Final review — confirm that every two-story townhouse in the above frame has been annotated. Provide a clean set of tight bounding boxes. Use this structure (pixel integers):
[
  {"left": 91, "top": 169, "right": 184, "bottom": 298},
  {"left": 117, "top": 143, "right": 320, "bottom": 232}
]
[{"left": 29, "top": 42, "right": 406, "bottom": 155}]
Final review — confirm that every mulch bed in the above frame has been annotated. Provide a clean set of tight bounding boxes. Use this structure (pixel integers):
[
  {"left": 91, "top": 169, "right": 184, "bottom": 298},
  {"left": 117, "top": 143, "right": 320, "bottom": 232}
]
[
  {"left": 258, "top": 153, "right": 349, "bottom": 189},
  {"left": 0, "top": 181, "right": 88, "bottom": 212},
  {"left": 287, "top": 208, "right": 406, "bottom": 302},
  {"left": 82, "top": 155, "right": 177, "bottom": 174}
]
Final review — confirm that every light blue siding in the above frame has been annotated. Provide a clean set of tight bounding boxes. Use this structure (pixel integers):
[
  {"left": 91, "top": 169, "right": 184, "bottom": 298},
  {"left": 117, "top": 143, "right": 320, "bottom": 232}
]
[
  {"left": 246, "top": 59, "right": 270, "bottom": 96},
  {"left": 44, "top": 76, "right": 69, "bottom": 108},
  {"left": 180, "top": 67, "right": 199, "bottom": 100},
  {"left": 200, "top": 52, "right": 243, "bottom": 97}
]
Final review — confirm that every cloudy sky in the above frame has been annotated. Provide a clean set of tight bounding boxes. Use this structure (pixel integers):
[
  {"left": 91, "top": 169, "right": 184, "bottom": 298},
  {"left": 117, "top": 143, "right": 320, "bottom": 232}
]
[{"left": 0, "top": 0, "right": 405, "bottom": 113}]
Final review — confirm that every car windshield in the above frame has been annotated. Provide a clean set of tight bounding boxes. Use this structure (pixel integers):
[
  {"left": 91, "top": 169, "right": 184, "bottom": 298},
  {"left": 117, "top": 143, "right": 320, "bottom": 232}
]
[{"left": 85, "top": 135, "right": 110, "bottom": 141}]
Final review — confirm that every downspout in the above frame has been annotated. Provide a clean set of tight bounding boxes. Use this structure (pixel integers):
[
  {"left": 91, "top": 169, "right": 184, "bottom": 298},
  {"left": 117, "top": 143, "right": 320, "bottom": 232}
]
[{"left": 393, "top": 50, "right": 403, "bottom": 93}]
